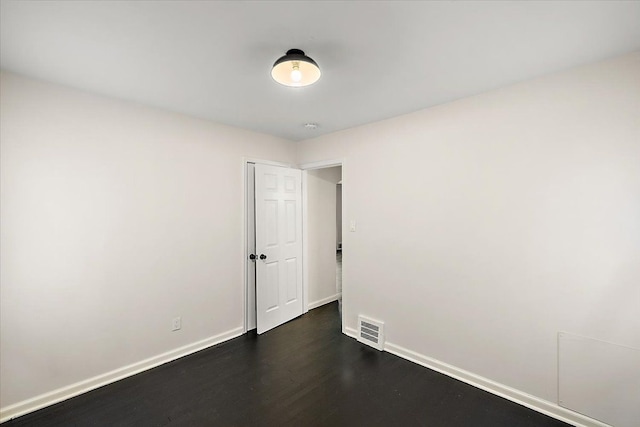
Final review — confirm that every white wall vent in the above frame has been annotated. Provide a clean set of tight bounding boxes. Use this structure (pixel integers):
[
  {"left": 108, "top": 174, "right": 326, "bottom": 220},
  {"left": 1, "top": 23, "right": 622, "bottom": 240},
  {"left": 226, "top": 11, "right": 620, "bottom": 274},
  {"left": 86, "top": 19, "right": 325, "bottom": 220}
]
[{"left": 357, "top": 315, "right": 384, "bottom": 351}]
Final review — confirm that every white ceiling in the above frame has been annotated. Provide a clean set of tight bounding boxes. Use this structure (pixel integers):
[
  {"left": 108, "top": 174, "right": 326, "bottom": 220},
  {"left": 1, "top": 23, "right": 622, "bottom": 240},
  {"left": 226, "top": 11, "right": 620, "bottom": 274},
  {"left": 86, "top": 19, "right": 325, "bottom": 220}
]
[{"left": 2, "top": 1, "right": 639, "bottom": 141}]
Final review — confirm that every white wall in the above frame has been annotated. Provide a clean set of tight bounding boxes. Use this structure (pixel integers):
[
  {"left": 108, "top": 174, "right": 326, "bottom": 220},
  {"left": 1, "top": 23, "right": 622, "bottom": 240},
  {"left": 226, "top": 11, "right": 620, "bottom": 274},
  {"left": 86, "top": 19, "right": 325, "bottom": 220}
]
[
  {"left": 296, "top": 52, "right": 640, "bottom": 408},
  {"left": 306, "top": 166, "right": 342, "bottom": 307},
  {"left": 0, "top": 72, "right": 296, "bottom": 409}
]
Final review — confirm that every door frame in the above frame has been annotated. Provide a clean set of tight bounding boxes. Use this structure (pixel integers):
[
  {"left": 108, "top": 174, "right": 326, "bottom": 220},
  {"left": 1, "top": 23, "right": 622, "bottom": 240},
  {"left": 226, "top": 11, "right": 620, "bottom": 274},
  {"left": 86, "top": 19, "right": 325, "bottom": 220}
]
[
  {"left": 299, "top": 158, "right": 346, "bottom": 334},
  {"left": 243, "top": 157, "right": 346, "bottom": 334},
  {"left": 242, "top": 158, "right": 295, "bottom": 333}
]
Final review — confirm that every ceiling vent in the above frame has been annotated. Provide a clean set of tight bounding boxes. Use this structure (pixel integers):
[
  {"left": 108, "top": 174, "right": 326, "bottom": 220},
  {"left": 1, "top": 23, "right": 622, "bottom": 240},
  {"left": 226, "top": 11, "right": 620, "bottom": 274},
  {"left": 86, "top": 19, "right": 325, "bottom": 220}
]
[{"left": 357, "top": 315, "right": 384, "bottom": 351}]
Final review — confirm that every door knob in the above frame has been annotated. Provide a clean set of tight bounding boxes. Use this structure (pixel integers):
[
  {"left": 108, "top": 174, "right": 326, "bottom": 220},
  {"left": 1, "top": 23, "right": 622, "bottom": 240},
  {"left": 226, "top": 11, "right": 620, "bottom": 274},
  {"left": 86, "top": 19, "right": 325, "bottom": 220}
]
[
  {"left": 259, "top": 254, "right": 267, "bottom": 260},
  {"left": 249, "top": 254, "right": 257, "bottom": 261}
]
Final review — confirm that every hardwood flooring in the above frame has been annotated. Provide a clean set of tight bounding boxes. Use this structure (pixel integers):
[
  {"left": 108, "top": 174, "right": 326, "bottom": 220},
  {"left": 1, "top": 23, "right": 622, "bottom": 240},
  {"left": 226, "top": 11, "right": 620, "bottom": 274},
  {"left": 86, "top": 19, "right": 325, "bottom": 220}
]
[{"left": 6, "top": 302, "right": 569, "bottom": 426}]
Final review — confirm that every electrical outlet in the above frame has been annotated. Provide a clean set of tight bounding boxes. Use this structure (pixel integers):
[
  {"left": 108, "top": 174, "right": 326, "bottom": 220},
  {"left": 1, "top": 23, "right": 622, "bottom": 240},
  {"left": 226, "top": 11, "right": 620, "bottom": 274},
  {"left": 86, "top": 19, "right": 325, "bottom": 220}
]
[{"left": 172, "top": 316, "right": 181, "bottom": 331}]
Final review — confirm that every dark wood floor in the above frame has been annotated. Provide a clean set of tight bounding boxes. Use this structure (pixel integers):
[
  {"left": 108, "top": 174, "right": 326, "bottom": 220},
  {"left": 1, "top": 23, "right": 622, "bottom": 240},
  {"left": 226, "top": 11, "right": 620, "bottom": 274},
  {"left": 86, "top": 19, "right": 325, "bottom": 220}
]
[{"left": 7, "top": 302, "right": 569, "bottom": 426}]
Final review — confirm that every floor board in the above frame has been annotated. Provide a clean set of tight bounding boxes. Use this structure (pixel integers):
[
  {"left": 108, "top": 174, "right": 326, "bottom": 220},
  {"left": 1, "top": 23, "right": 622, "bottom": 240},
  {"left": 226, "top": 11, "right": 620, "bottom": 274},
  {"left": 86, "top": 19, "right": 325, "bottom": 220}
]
[{"left": 6, "top": 302, "right": 569, "bottom": 426}]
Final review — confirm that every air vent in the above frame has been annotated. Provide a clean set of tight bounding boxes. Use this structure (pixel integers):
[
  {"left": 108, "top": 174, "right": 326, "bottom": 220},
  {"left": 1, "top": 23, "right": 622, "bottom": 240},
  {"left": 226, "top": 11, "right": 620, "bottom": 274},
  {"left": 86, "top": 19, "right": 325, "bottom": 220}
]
[{"left": 357, "top": 315, "right": 384, "bottom": 351}]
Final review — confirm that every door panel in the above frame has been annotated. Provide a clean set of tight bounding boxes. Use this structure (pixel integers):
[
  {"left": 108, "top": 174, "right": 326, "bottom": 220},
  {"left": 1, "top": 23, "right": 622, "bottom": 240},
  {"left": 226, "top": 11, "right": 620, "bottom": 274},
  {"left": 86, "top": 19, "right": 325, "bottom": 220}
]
[
  {"left": 266, "top": 262, "right": 279, "bottom": 311},
  {"left": 285, "top": 201, "right": 296, "bottom": 242},
  {"left": 265, "top": 200, "right": 279, "bottom": 246},
  {"left": 286, "top": 258, "right": 298, "bottom": 303},
  {"left": 255, "top": 164, "right": 303, "bottom": 334}
]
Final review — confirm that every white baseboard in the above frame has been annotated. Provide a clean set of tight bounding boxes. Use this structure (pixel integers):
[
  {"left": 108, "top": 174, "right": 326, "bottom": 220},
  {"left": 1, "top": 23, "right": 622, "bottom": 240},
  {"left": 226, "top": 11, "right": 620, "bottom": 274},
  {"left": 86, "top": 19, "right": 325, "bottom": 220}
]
[
  {"left": 308, "top": 292, "right": 341, "bottom": 310},
  {"left": 344, "top": 326, "right": 358, "bottom": 339},
  {"left": 384, "top": 342, "right": 609, "bottom": 427},
  {"left": 340, "top": 328, "right": 607, "bottom": 427},
  {"left": 0, "top": 326, "right": 244, "bottom": 423}
]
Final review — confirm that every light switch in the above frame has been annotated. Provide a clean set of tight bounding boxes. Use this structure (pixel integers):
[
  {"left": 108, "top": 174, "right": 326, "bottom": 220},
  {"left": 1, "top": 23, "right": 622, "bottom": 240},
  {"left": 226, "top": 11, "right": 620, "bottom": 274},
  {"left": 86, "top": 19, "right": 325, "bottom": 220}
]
[{"left": 350, "top": 220, "right": 356, "bottom": 232}]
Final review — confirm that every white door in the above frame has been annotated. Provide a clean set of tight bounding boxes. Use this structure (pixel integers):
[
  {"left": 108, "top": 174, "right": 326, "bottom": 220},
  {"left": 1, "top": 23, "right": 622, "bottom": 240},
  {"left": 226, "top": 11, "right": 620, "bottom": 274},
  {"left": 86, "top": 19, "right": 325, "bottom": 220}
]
[{"left": 255, "top": 164, "right": 303, "bottom": 334}]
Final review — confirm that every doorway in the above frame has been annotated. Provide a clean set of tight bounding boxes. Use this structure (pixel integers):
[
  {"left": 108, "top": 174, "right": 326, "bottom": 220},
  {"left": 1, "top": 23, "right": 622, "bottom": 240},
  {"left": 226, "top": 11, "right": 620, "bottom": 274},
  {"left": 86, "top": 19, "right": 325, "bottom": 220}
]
[
  {"left": 301, "top": 159, "right": 345, "bottom": 335},
  {"left": 304, "top": 166, "right": 342, "bottom": 313},
  {"left": 244, "top": 159, "right": 345, "bottom": 334}
]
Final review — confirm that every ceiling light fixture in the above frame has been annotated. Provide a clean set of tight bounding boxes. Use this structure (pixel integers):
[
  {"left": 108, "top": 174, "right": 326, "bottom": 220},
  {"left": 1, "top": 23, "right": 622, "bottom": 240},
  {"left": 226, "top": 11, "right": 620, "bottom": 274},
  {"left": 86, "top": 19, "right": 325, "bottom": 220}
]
[{"left": 271, "top": 49, "right": 321, "bottom": 87}]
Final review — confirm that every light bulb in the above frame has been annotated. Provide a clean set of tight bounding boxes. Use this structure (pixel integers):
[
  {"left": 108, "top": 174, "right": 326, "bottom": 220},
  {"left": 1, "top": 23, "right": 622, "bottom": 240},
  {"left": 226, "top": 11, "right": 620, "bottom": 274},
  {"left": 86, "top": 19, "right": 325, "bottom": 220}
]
[{"left": 291, "top": 67, "right": 302, "bottom": 83}]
